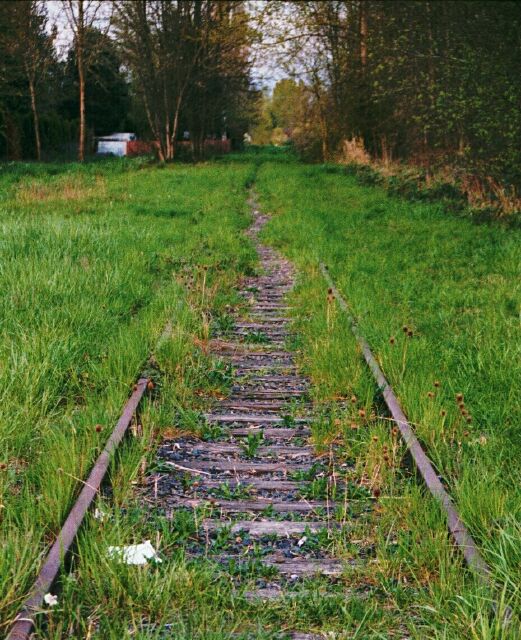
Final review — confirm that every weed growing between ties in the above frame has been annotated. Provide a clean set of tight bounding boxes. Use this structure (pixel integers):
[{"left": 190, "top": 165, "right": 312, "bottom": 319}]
[{"left": 256, "top": 157, "right": 521, "bottom": 637}]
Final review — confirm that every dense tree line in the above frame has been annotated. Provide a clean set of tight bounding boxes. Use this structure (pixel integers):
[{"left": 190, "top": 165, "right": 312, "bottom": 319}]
[
  {"left": 0, "top": 0, "right": 256, "bottom": 161},
  {"left": 263, "top": 1, "right": 521, "bottom": 193},
  {"left": 2, "top": 0, "right": 519, "bottom": 188},
  {"left": 0, "top": 1, "right": 130, "bottom": 159},
  {"left": 114, "top": 0, "right": 255, "bottom": 161}
]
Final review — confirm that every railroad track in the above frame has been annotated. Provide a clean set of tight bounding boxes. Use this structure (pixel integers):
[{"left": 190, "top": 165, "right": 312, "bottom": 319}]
[{"left": 9, "top": 193, "right": 502, "bottom": 638}]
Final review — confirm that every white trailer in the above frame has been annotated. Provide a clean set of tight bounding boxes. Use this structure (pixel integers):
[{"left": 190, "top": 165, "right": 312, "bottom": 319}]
[{"left": 96, "top": 133, "right": 136, "bottom": 156}]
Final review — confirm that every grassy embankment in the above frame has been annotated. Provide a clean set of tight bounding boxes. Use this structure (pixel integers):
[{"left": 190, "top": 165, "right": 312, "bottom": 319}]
[
  {"left": 255, "top": 154, "right": 521, "bottom": 638},
  {"left": 0, "top": 157, "right": 256, "bottom": 635}
]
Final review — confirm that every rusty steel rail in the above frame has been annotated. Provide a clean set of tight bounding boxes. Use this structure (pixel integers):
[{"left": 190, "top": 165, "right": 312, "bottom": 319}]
[
  {"left": 7, "top": 378, "right": 149, "bottom": 640},
  {"left": 319, "top": 263, "right": 493, "bottom": 584}
]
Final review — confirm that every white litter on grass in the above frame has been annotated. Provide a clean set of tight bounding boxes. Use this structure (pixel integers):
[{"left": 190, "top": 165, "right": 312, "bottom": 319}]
[
  {"left": 107, "top": 540, "right": 162, "bottom": 565},
  {"left": 297, "top": 536, "right": 307, "bottom": 547},
  {"left": 43, "top": 593, "right": 58, "bottom": 607},
  {"left": 94, "top": 507, "right": 108, "bottom": 521}
]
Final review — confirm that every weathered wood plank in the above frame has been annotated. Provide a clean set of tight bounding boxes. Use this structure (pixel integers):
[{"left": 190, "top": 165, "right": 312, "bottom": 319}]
[
  {"left": 204, "top": 413, "right": 307, "bottom": 424},
  {"left": 233, "top": 375, "right": 307, "bottom": 383},
  {"left": 228, "top": 427, "right": 310, "bottom": 437},
  {"left": 170, "top": 460, "right": 313, "bottom": 473},
  {"left": 219, "top": 401, "right": 296, "bottom": 411},
  {"left": 234, "top": 321, "right": 290, "bottom": 328},
  {"left": 264, "top": 557, "right": 344, "bottom": 577},
  {"left": 169, "top": 497, "right": 333, "bottom": 512},
  {"left": 188, "top": 443, "right": 313, "bottom": 456},
  {"left": 201, "top": 519, "right": 330, "bottom": 536},
  {"left": 232, "top": 390, "right": 305, "bottom": 397},
  {"left": 182, "top": 478, "right": 302, "bottom": 490}
]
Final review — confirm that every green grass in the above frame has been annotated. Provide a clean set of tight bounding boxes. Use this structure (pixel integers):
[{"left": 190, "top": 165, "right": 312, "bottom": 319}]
[
  {"left": 255, "top": 156, "right": 521, "bottom": 637},
  {"left": 2, "top": 150, "right": 520, "bottom": 639},
  {"left": 0, "top": 157, "right": 256, "bottom": 633}
]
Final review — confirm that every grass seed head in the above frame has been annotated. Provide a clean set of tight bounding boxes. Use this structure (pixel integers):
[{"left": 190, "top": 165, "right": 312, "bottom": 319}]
[
  {"left": 456, "top": 393, "right": 464, "bottom": 402},
  {"left": 407, "top": 330, "right": 414, "bottom": 338},
  {"left": 434, "top": 380, "right": 440, "bottom": 387},
  {"left": 440, "top": 409, "right": 447, "bottom": 417},
  {"left": 350, "top": 422, "right": 359, "bottom": 430},
  {"left": 147, "top": 380, "right": 155, "bottom": 390},
  {"left": 95, "top": 424, "right": 102, "bottom": 433},
  {"left": 402, "top": 325, "right": 408, "bottom": 333},
  {"left": 0, "top": 463, "right": 6, "bottom": 471},
  {"left": 358, "top": 408, "right": 366, "bottom": 418},
  {"left": 389, "top": 336, "right": 396, "bottom": 345},
  {"left": 466, "top": 416, "right": 472, "bottom": 423},
  {"left": 427, "top": 391, "right": 435, "bottom": 399},
  {"left": 372, "top": 435, "right": 378, "bottom": 442},
  {"left": 351, "top": 395, "right": 357, "bottom": 404}
]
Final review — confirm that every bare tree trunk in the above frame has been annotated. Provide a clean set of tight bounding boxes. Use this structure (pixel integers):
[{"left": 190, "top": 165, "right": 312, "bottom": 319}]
[
  {"left": 78, "top": 60, "right": 85, "bottom": 161},
  {"left": 28, "top": 74, "right": 41, "bottom": 161},
  {"left": 170, "top": 92, "right": 183, "bottom": 160},
  {"left": 77, "top": 0, "right": 85, "bottom": 161},
  {"left": 163, "top": 78, "right": 172, "bottom": 159},
  {"left": 142, "top": 89, "right": 165, "bottom": 161},
  {"left": 311, "top": 75, "right": 329, "bottom": 162},
  {"left": 165, "top": 118, "right": 171, "bottom": 160},
  {"left": 359, "top": 1, "right": 367, "bottom": 69},
  {"left": 320, "top": 114, "right": 328, "bottom": 162}
]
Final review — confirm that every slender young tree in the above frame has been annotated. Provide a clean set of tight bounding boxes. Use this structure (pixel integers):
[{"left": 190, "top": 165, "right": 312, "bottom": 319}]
[
  {"left": 63, "top": 0, "right": 110, "bottom": 161},
  {"left": 114, "top": 0, "right": 200, "bottom": 161},
  {"left": 21, "top": 2, "right": 56, "bottom": 160}
]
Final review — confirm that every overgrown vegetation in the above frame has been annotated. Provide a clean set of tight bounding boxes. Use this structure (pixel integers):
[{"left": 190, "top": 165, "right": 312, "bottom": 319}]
[
  {"left": 0, "top": 1, "right": 257, "bottom": 161},
  {"left": 253, "top": 1, "right": 521, "bottom": 213},
  {"left": 256, "top": 154, "right": 521, "bottom": 637},
  {"left": 1, "top": 150, "right": 520, "bottom": 639},
  {"left": 0, "top": 156, "right": 255, "bottom": 633}
]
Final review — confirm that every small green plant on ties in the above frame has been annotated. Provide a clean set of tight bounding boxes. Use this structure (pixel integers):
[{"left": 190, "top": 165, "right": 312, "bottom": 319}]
[{"left": 240, "top": 432, "right": 264, "bottom": 459}]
